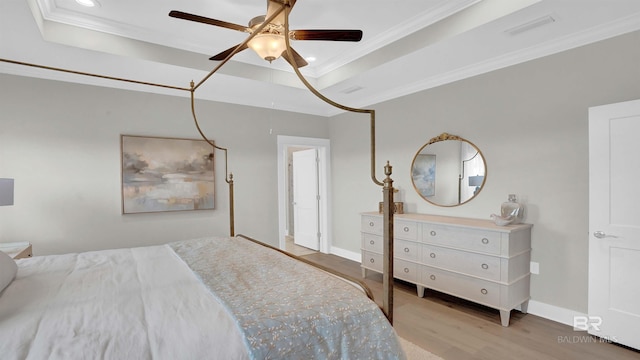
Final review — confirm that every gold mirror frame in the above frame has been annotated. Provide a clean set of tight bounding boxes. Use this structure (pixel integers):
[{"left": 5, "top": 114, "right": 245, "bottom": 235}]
[{"left": 411, "top": 133, "right": 487, "bottom": 207}]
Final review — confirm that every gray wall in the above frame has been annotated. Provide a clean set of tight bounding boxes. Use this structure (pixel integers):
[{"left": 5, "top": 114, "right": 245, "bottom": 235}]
[
  {"left": 329, "top": 30, "right": 640, "bottom": 312},
  {"left": 0, "top": 75, "right": 328, "bottom": 255},
  {"left": 1, "top": 30, "right": 638, "bottom": 315}
]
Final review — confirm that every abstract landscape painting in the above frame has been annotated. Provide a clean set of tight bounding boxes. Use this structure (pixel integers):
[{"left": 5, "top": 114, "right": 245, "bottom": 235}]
[
  {"left": 121, "top": 135, "right": 214, "bottom": 214},
  {"left": 412, "top": 154, "right": 436, "bottom": 198}
]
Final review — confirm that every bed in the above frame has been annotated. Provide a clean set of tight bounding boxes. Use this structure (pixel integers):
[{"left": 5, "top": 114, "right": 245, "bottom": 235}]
[{"left": 0, "top": 235, "right": 405, "bottom": 359}]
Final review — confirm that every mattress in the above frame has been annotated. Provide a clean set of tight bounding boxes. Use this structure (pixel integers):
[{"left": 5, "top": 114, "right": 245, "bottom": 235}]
[{"left": 0, "top": 236, "right": 405, "bottom": 359}]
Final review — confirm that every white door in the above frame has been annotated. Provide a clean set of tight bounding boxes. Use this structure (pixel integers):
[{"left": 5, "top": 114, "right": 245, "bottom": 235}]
[
  {"left": 292, "top": 149, "right": 319, "bottom": 251},
  {"left": 588, "top": 99, "right": 640, "bottom": 350}
]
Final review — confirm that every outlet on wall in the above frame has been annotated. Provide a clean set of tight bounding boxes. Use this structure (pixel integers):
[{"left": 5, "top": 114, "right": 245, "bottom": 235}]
[{"left": 530, "top": 261, "right": 540, "bottom": 275}]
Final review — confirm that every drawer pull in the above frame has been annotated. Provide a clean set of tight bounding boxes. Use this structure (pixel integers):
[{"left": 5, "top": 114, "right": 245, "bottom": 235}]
[
  {"left": 404, "top": 247, "right": 410, "bottom": 253},
  {"left": 430, "top": 253, "right": 436, "bottom": 258},
  {"left": 403, "top": 226, "right": 410, "bottom": 232},
  {"left": 370, "top": 240, "right": 375, "bottom": 245},
  {"left": 481, "top": 288, "right": 488, "bottom": 295},
  {"left": 369, "top": 221, "right": 374, "bottom": 227},
  {"left": 404, "top": 268, "right": 409, "bottom": 273},
  {"left": 481, "top": 263, "right": 489, "bottom": 270},
  {"left": 430, "top": 230, "right": 436, "bottom": 236},
  {"left": 481, "top": 238, "right": 489, "bottom": 245},
  {"left": 369, "top": 258, "right": 375, "bottom": 263},
  {"left": 430, "top": 275, "right": 436, "bottom": 281}
]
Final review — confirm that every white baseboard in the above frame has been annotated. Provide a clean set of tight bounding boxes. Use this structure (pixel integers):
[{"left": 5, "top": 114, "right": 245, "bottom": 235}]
[
  {"left": 329, "top": 246, "right": 361, "bottom": 262},
  {"left": 526, "top": 300, "right": 587, "bottom": 327},
  {"left": 329, "top": 247, "right": 584, "bottom": 328}
]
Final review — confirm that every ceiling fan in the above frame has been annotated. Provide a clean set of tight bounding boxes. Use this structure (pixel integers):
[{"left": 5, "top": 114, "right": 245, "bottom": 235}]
[{"left": 169, "top": 0, "right": 363, "bottom": 68}]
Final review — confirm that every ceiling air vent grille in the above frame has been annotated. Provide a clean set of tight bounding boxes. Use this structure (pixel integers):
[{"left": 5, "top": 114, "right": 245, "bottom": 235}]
[
  {"left": 341, "top": 86, "right": 364, "bottom": 94},
  {"left": 505, "top": 15, "right": 556, "bottom": 36}
]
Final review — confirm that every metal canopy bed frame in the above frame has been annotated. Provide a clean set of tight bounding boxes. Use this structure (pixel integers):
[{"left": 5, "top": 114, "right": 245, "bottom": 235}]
[{"left": 1, "top": 0, "right": 397, "bottom": 324}]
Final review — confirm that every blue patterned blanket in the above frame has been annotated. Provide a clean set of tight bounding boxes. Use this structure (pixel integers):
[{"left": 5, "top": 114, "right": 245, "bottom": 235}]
[{"left": 170, "top": 237, "right": 405, "bottom": 360}]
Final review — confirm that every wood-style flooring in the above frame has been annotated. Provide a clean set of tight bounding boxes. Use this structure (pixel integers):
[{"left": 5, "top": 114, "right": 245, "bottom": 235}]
[{"left": 300, "top": 252, "right": 640, "bottom": 360}]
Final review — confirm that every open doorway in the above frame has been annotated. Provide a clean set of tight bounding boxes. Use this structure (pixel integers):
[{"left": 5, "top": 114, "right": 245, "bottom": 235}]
[{"left": 277, "top": 136, "right": 331, "bottom": 255}]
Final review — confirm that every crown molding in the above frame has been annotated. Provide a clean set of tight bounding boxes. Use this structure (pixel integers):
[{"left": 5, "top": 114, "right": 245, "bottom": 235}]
[
  {"left": 36, "top": 0, "right": 219, "bottom": 55},
  {"left": 324, "top": 11, "right": 640, "bottom": 117},
  {"left": 312, "top": 0, "right": 482, "bottom": 77}
]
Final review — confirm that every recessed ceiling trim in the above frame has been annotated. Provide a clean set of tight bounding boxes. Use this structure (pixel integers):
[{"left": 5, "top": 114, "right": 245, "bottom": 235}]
[
  {"left": 316, "top": 0, "right": 541, "bottom": 91},
  {"left": 313, "top": 0, "right": 482, "bottom": 76},
  {"left": 323, "top": 10, "right": 640, "bottom": 117},
  {"left": 35, "top": 0, "right": 218, "bottom": 55},
  {"left": 27, "top": 1, "right": 318, "bottom": 91}
]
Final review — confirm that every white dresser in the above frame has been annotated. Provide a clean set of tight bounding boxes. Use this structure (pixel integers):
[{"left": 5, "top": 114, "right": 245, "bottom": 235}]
[{"left": 361, "top": 212, "right": 532, "bottom": 326}]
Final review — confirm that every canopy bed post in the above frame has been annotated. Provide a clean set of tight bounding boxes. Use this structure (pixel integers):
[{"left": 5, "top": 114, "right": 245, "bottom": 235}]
[
  {"left": 228, "top": 173, "right": 235, "bottom": 236},
  {"left": 279, "top": 3, "right": 395, "bottom": 323},
  {"left": 382, "top": 162, "right": 395, "bottom": 324},
  {"left": 190, "top": 82, "right": 236, "bottom": 237}
]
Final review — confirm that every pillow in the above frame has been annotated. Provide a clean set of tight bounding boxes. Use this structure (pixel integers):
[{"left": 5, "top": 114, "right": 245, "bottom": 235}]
[{"left": 0, "top": 250, "right": 18, "bottom": 293}]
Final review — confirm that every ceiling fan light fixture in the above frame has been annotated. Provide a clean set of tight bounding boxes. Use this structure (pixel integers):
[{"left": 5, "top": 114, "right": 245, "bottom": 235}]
[{"left": 248, "top": 33, "right": 286, "bottom": 62}]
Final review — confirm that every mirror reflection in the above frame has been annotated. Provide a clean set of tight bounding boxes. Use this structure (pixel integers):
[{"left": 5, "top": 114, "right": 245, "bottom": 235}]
[{"left": 411, "top": 133, "right": 486, "bottom": 207}]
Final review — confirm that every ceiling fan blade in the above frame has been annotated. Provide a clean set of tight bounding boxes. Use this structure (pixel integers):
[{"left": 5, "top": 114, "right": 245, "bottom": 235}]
[
  {"left": 289, "top": 29, "right": 363, "bottom": 42},
  {"left": 281, "top": 47, "right": 308, "bottom": 68},
  {"left": 209, "top": 43, "right": 249, "bottom": 61},
  {"left": 169, "top": 10, "right": 248, "bottom": 33}
]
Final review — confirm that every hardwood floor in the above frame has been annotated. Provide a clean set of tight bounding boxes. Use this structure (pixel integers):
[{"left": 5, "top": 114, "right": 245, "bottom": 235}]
[
  {"left": 284, "top": 235, "right": 317, "bottom": 256},
  {"left": 301, "top": 252, "right": 640, "bottom": 360}
]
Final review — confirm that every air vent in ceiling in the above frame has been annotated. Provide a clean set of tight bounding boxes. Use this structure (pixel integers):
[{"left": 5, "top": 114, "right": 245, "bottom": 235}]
[
  {"left": 341, "top": 85, "right": 364, "bottom": 94},
  {"left": 505, "top": 15, "right": 556, "bottom": 36}
]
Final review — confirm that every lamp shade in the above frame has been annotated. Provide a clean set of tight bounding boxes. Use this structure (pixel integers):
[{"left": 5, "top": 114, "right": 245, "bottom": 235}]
[
  {"left": 468, "top": 175, "right": 484, "bottom": 187},
  {"left": 0, "top": 178, "right": 14, "bottom": 206},
  {"left": 248, "top": 33, "right": 286, "bottom": 62}
]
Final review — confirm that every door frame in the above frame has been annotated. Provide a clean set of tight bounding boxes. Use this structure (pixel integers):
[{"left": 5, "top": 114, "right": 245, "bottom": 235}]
[{"left": 277, "top": 135, "right": 331, "bottom": 253}]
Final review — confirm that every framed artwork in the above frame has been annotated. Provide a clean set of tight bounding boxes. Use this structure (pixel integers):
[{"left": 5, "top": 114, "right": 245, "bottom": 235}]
[
  {"left": 120, "top": 135, "right": 214, "bottom": 214},
  {"left": 412, "top": 154, "right": 436, "bottom": 197}
]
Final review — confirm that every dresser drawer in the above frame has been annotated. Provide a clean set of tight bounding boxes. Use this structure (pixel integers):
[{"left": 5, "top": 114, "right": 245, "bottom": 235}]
[
  {"left": 361, "top": 215, "right": 383, "bottom": 235},
  {"left": 395, "top": 220, "right": 418, "bottom": 240},
  {"left": 421, "top": 266, "right": 500, "bottom": 307},
  {"left": 395, "top": 239, "right": 419, "bottom": 262},
  {"left": 422, "top": 224, "right": 502, "bottom": 255},
  {"left": 421, "top": 244, "right": 501, "bottom": 281},
  {"left": 394, "top": 259, "right": 418, "bottom": 283},
  {"left": 362, "top": 233, "right": 383, "bottom": 253},
  {"left": 361, "top": 251, "right": 383, "bottom": 273}
]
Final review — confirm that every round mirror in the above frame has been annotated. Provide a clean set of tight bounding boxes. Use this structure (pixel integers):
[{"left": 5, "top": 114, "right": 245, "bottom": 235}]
[{"left": 411, "top": 133, "right": 486, "bottom": 207}]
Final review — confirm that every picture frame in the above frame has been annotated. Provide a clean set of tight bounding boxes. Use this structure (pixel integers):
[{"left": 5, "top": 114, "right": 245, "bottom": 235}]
[
  {"left": 120, "top": 135, "right": 215, "bottom": 214},
  {"left": 412, "top": 154, "right": 436, "bottom": 197}
]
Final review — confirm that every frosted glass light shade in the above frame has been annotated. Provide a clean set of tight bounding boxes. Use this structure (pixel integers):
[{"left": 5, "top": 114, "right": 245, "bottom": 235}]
[{"left": 248, "top": 33, "right": 286, "bottom": 62}]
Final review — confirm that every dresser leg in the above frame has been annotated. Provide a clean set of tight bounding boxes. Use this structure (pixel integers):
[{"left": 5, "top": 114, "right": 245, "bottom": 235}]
[
  {"left": 362, "top": 268, "right": 367, "bottom": 278},
  {"left": 520, "top": 300, "right": 529, "bottom": 314},
  {"left": 417, "top": 285, "right": 425, "bottom": 298},
  {"left": 500, "top": 310, "right": 511, "bottom": 327}
]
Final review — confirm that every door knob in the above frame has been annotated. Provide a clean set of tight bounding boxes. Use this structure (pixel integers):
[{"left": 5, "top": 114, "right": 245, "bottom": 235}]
[{"left": 593, "top": 231, "right": 617, "bottom": 239}]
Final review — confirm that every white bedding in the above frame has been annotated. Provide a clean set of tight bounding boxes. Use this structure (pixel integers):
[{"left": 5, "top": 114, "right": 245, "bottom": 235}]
[
  {"left": 0, "top": 238, "right": 405, "bottom": 359},
  {"left": 0, "top": 244, "right": 249, "bottom": 360}
]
